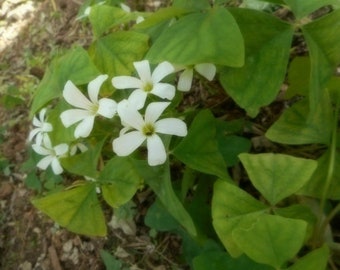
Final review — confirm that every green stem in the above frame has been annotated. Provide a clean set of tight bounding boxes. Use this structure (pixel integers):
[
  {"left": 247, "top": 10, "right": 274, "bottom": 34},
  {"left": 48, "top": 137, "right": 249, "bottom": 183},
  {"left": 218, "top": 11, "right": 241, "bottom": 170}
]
[{"left": 317, "top": 100, "right": 339, "bottom": 243}]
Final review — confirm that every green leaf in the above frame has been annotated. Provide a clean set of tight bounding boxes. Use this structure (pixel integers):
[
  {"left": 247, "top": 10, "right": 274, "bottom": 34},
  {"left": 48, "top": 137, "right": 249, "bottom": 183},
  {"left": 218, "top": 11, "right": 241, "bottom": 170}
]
[
  {"left": 233, "top": 215, "right": 307, "bottom": 269},
  {"left": 266, "top": 95, "right": 333, "bottom": 145},
  {"left": 173, "top": 110, "right": 229, "bottom": 179},
  {"left": 284, "top": 0, "right": 337, "bottom": 19},
  {"left": 146, "top": 7, "right": 244, "bottom": 66},
  {"left": 32, "top": 183, "right": 106, "bottom": 236},
  {"left": 220, "top": 8, "right": 293, "bottom": 117},
  {"left": 89, "top": 5, "right": 134, "bottom": 37},
  {"left": 99, "top": 249, "right": 122, "bottom": 270},
  {"left": 286, "top": 56, "right": 310, "bottom": 98},
  {"left": 99, "top": 157, "right": 142, "bottom": 208},
  {"left": 287, "top": 245, "right": 329, "bottom": 270},
  {"left": 172, "top": 0, "right": 211, "bottom": 10},
  {"left": 212, "top": 180, "right": 267, "bottom": 257},
  {"left": 89, "top": 31, "right": 149, "bottom": 77},
  {"left": 61, "top": 138, "right": 106, "bottom": 178},
  {"left": 30, "top": 47, "right": 100, "bottom": 116},
  {"left": 239, "top": 153, "right": 317, "bottom": 206},
  {"left": 193, "top": 251, "right": 274, "bottom": 270},
  {"left": 134, "top": 160, "right": 197, "bottom": 236},
  {"left": 298, "top": 149, "right": 340, "bottom": 199},
  {"left": 302, "top": 9, "right": 340, "bottom": 117},
  {"left": 145, "top": 199, "right": 180, "bottom": 231}
]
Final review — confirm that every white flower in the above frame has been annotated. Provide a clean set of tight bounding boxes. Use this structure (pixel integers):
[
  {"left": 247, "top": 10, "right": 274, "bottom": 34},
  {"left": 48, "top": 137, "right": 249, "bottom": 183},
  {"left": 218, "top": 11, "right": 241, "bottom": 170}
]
[
  {"left": 32, "top": 136, "right": 69, "bottom": 175},
  {"left": 113, "top": 102, "right": 187, "bottom": 166},
  {"left": 112, "top": 60, "right": 175, "bottom": 109},
  {"left": 60, "top": 75, "right": 117, "bottom": 138},
  {"left": 28, "top": 108, "right": 53, "bottom": 145},
  {"left": 70, "top": 142, "right": 88, "bottom": 156},
  {"left": 177, "top": 63, "right": 216, "bottom": 92},
  {"left": 120, "top": 3, "right": 144, "bottom": 24}
]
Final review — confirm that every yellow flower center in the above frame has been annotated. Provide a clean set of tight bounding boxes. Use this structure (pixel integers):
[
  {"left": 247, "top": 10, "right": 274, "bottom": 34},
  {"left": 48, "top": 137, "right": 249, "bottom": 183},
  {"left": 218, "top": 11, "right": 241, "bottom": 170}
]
[
  {"left": 90, "top": 103, "right": 99, "bottom": 114},
  {"left": 142, "top": 123, "right": 155, "bottom": 136},
  {"left": 143, "top": 81, "right": 153, "bottom": 92}
]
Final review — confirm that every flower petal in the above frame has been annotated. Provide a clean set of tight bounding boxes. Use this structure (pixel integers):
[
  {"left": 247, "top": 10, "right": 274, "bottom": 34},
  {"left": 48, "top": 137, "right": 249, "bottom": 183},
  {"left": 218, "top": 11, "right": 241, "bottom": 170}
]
[
  {"left": 127, "top": 89, "right": 147, "bottom": 110},
  {"left": 63, "top": 80, "right": 93, "bottom": 110},
  {"left": 177, "top": 68, "right": 193, "bottom": 92},
  {"left": 60, "top": 109, "right": 92, "bottom": 127},
  {"left": 32, "top": 144, "right": 51, "bottom": 156},
  {"left": 28, "top": 129, "right": 40, "bottom": 142},
  {"left": 151, "top": 83, "right": 175, "bottom": 100},
  {"left": 42, "top": 122, "right": 53, "bottom": 132},
  {"left": 145, "top": 102, "right": 170, "bottom": 124},
  {"left": 195, "top": 63, "right": 216, "bottom": 81},
  {"left": 112, "top": 76, "right": 143, "bottom": 89},
  {"left": 54, "top": 143, "right": 69, "bottom": 156},
  {"left": 38, "top": 108, "right": 47, "bottom": 123},
  {"left": 146, "top": 135, "right": 166, "bottom": 166},
  {"left": 118, "top": 102, "right": 144, "bottom": 130},
  {"left": 98, "top": 98, "right": 117, "bottom": 118},
  {"left": 155, "top": 118, "right": 187, "bottom": 136},
  {"left": 151, "top": 61, "right": 174, "bottom": 83},
  {"left": 51, "top": 158, "right": 63, "bottom": 175},
  {"left": 74, "top": 116, "right": 95, "bottom": 138},
  {"left": 37, "top": 155, "right": 54, "bottom": 170},
  {"left": 113, "top": 131, "right": 145, "bottom": 156},
  {"left": 88, "top": 74, "right": 108, "bottom": 103},
  {"left": 32, "top": 115, "right": 41, "bottom": 127},
  {"left": 134, "top": 60, "right": 152, "bottom": 82}
]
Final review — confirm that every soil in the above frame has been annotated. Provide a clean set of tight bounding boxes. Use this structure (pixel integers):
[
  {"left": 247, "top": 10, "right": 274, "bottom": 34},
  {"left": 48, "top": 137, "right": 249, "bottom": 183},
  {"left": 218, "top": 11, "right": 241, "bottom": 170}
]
[{"left": 0, "top": 1, "right": 181, "bottom": 269}]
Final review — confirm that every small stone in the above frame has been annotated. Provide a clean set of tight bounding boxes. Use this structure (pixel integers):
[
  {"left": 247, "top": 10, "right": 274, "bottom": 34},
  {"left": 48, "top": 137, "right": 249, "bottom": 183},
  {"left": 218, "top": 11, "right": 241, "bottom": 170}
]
[{"left": 62, "top": 239, "right": 73, "bottom": 253}]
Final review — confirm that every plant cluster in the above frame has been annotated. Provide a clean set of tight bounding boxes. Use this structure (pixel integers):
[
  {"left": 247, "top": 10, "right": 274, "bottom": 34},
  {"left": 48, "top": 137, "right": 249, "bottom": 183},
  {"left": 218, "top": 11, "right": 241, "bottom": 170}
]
[{"left": 26, "top": 0, "right": 340, "bottom": 269}]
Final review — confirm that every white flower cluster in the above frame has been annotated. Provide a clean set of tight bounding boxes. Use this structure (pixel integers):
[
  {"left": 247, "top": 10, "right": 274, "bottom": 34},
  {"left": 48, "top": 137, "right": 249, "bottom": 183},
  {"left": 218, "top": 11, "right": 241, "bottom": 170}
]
[{"left": 29, "top": 60, "right": 216, "bottom": 174}]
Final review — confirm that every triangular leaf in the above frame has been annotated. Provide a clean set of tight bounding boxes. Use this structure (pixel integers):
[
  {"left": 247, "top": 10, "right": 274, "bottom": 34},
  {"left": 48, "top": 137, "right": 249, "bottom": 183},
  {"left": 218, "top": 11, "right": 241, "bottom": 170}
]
[
  {"left": 233, "top": 215, "right": 307, "bottom": 268},
  {"left": 298, "top": 149, "right": 340, "bottom": 199},
  {"left": 266, "top": 95, "right": 333, "bottom": 145},
  {"left": 99, "top": 157, "right": 142, "bottom": 208},
  {"left": 89, "top": 5, "right": 135, "bottom": 37},
  {"left": 302, "top": 9, "right": 340, "bottom": 117},
  {"left": 212, "top": 180, "right": 267, "bottom": 257},
  {"left": 239, "top": 153, "right": 317, "bottom": 205},
  {"left": 284, "top": 0, "right": 337, "bottom": 19},
  {"left": 220, "top": 8, "right": 293, "bottom": 117},
  {"left": 30, "top": 47, "right": 100, "bottom": 115},
  {"left": 89, "top": 31, "right": 149, "bottom": 77},
  {"left": 287, "top": 245, "right": 329, "bottom": 270},
  {"left": 173, "top": 110, "right": 229, "bottom": 179},
  {"left": 146, "top": 7, "right": 244, "bottom": 66},
  {"left": 32, "top": 183, "right": 106, "bottom": 236}
]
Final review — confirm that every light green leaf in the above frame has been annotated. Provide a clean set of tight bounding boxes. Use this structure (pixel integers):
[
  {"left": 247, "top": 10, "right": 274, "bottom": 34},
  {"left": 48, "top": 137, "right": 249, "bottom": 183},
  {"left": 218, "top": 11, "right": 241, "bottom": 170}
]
[
  {"left": 134, "top": 160, "right": 197, "bottom": 236},
  {"left": 99, "top": 157, "right": 142, "bottom": 208},
  {"left": 193, "top": 251, "right": 274, "bottom": 270},
  {"left": 220, "top": 8, "right": 293, "bottom": 117},
  {"left": 172, "top": 0, "right": 211, "bottom": 9},
  {"left": 266, "top": 95, "right": 333, "bottom": 145},
  {"left": 302, "top": 9, "right": 340, "bottom": 117},
  {"left": 284, "top": 0, "right": 337, "bottom": 19},
  {"left": 146, "top": 7, "right": 244, "bottom": 66},
  {"left": 239, "top": 153, "right": 317, "bottom": 205},
  {"left": 233, "top": 215, "right": 307, "bottom": 268},
  {"left": 173, "top": 110, "right": 229, "bottom": 179},
  {"left": 100, "top": 249, "right": 122, "bottom": 270},
  {"left": 30, "top": 47, "right": 100, "bottom": 116},
  {"left": 212, "top": 180, "right": 267, "bottom": 257},
  {"left": 287, "top": 245, "right": 329, "bottom": 270},
  {"left": 89, "top": 5, "right": 134, "bottom": 37},
  {"left": 32, "top": 183, "right": 106, "bottom": 236},
  {"left": 89, "top": 31, "right": 149, "bottom": 77},
  {"left": 298, "top": 149, "right": 340, "bottom": 200}
]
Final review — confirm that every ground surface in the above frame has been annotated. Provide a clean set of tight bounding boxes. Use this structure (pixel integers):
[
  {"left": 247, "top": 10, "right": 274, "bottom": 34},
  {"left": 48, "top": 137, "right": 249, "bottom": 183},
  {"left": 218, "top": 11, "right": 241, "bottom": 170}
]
[{"left": 0, "top": 1, "right": 182, "bottom": 269}]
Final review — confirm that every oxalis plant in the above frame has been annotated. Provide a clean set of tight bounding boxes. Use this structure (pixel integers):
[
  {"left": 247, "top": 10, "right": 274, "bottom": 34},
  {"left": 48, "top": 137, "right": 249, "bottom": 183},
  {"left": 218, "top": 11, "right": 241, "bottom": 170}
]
[{"left": 25, "top": 0, "right": 340, "bottom": 269}]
